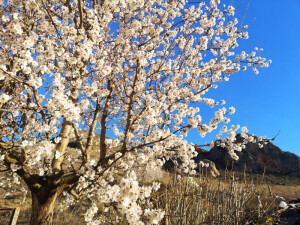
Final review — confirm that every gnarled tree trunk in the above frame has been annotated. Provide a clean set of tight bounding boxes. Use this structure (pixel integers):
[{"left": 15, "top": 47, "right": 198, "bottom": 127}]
[{"left": 29, "top": 186, "right": 64, "bottom": 225}]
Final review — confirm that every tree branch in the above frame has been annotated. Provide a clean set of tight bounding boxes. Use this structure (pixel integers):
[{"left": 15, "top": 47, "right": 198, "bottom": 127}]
[
  {"left": 72, "top": 122, "right": 86, "bottom": 157},
  {"left": 99, "top": 81, "right": 112, "bottom": 162},
  {"left": 52, "top": 120, "right": 73, "bottom": 173},
  {"left": 85, "top": 100, "right": 101, "bottom": 162},
  {"left": 78, "top": 0, "right": 84, "bottom": 29},
  {"left": 41, "top": 0, "right": 62, "bottom": 40},
  {"left": 122, "top": 60, "right": 139, "bottom": 152}
]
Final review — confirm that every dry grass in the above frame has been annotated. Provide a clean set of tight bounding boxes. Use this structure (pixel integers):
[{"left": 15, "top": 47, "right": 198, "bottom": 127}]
[
  {"left": 150, "top": 174, "right": 276, "bottom": 225},
  {"left": 0, "top": 169, "right": 299, "bottom": 225},
  {"left": 257, "top": 184, "right": 300, "bottom": 202}
]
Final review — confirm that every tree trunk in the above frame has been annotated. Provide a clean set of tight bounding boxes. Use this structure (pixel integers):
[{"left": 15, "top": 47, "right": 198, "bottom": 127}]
[{"left": 30, "top": 188, "right": 61, "bottom": 225}]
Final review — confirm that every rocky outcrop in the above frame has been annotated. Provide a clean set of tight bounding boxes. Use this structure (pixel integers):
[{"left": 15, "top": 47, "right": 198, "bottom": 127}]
[
  {"left": 202, "top": 159, "right": 220, "bottom": 177},
  {"left": 192, "top": 157, "right": 220, "bottom": 177},
  {"left": 194, "top": 134, "right": 300, "bottom": 178}
]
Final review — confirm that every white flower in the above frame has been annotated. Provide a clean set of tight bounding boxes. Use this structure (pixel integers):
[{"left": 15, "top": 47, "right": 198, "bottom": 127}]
[
  {"left": 21, "top": 140, "right": 29, "bottom": 148},
  {"left": 228, "top": 5, "right": 235, "bottom": 16},
  {"left": 0, "top": 94, "right": 11, "bottom": 103},
  {"left": 121, "top": 197, "right": 131, "bottom": 208},
  {"left": 23, "top": 67, "right": 31, "bottom": 74},
  {"left": 144, "top": 209, "right": 165, "bottom": 225},
  {"left": 9, "top": 22, "right": 23, "bottom": 35},
  {"left": 84, "top": 204, "right": 98, "bottom": 222},
  {"left": 10, "top": 164, "right": 21, "bottom": 172},
  {"left": 241, "top": 126, "right": 248, "bottom": 133},
  {"left": 152, "top": 182, "right": 161, "bottom": 192},
  {"left": 55, "top": 151, "right": 62, "bottom": 159},
  {"left": 229, "top": 107, "right": 236, "bottom": 115},
  {"left": 1, "top": 15, "right": 9, "bottom": 22}
]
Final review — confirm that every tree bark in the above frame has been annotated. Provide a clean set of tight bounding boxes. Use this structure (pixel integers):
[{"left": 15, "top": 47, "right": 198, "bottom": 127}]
[{"left": 29, "top": 187, "right": 62, "bottom": 225}]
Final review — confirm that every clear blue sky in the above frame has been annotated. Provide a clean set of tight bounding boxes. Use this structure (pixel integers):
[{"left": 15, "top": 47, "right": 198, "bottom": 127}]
[{"left": 187, "top": 0, "right": 300, "bottom": 156}]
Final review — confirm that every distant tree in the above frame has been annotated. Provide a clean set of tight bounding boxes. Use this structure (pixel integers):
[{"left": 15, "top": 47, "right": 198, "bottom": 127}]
[{"left": 0, "top": 0, "right": 269, "bottom": 224}]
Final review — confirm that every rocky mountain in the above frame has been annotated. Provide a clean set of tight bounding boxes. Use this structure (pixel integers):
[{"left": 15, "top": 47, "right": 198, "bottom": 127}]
[{"left": 194, "top": 134, "right": 300, "bottom": 178}]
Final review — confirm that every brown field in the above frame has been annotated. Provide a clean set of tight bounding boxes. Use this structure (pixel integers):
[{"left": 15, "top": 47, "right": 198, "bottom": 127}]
[{"left": 0, "top": 170, "right": 299, "bottom": 225}]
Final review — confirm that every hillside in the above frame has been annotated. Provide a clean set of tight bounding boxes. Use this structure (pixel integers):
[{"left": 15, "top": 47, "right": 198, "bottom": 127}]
[{"left": 194, "top": 134, "right": 300, "bottom": 178}]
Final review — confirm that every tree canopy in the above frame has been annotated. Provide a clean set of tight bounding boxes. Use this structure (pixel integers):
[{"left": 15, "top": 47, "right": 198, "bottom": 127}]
[{"left": 0, "top": 0, "right": 269, "bottom": 224}]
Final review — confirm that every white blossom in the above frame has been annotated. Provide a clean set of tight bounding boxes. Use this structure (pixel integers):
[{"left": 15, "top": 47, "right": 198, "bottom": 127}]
[{"left": 0, "top": 94, "right": 11, "bottom": 103}]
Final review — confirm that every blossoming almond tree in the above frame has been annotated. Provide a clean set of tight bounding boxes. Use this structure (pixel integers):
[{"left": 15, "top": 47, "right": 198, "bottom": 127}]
[{"left": 0, "top": 0, "right": 269, "bottom": 224}]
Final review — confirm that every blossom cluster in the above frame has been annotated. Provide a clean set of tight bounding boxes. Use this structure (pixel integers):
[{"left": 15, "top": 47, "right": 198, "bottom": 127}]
[{"left": 82, "top": 170, "right": 163, "bottom": 224}]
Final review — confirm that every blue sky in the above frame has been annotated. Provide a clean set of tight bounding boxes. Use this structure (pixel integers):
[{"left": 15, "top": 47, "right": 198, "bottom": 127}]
[{"left": 187, "top": 0, "right": 300, "bottom": 156}]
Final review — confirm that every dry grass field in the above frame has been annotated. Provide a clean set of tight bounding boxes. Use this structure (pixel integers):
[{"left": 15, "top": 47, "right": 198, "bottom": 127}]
[{"left": 0, "top": 169, "right": 299, "bottom": 225}]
